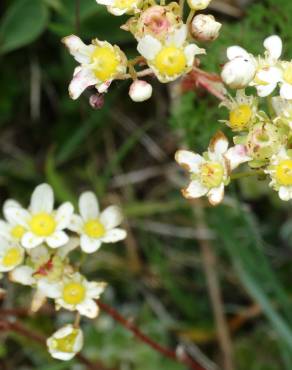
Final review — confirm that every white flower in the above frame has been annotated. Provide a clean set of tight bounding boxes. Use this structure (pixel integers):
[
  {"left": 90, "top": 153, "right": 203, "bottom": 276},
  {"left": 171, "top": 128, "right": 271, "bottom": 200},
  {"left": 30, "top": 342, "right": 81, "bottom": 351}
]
[
  {"left": 96, "top": 0, "right": 141, "bottom": 16},
  {"left": 191, "top": 14, "right": 221, "bottom": 42},
  {"left": 221, "top": 46, "right": 256, "bottom": 89},
  {"left": 5, "top": 183, "right": 73, "bottom": 249},
  {"left": 129, "top": 80, "right": 152, "bottom": 102},
  {"left": 53, "top": 273, "right": 107, "bottom": 318},
  {"left": 175, "top": 132, "right": 250, "bottom": 205},
  {"left": 137, "top": 25, "right": 205, "bottom": 83},
  {"left": 62, "top": 35, "right": 127, "bottom": 99},
  {"left": 187, "top": 0, "right": 212, "bottom": 10},
  {"left": 47, "top": 324, "right": 83, "bottom": 361},
  {"left": 265, "top": 148, "right": 292, "bottom": 201},
  {"left": 278, "top": 61, "right": 292, "bottom": 99},
  {"left": 0, "top": 200, "right": 27, "bottom": 242},
  {"left": 68, "top": 191, "right": 127, "bottom": 254},
  {"left": 0, "top": 237, "right": 24, "bottom": 272},
  {"left": 219, "top": 90, "right": 258, "bottom": 131}
]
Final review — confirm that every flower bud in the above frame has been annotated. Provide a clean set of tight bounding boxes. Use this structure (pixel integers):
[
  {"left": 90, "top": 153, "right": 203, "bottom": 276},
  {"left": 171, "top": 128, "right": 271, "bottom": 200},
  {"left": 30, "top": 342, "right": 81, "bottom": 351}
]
[
  {"left": 89, "top": 94, "right": 104, "bottom": 109},
  {"left": 246, "top": 122, "right": 286, "bottom": 161},
  {"left": 129, "top": 80, "right": 152, "bottom": 102},
  {"left": 221, "top": 57, "right": 256, "bottom": 89},
  {"left": 187, "top": 0, "right": 212, "bottom": 10},
  {"left": 191, "top": 14, "right": 221, "bottom": 42}
]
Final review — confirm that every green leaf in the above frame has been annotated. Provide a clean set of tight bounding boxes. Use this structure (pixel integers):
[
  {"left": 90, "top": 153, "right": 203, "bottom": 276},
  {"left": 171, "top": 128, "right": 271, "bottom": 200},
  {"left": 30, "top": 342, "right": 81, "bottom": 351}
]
[{"left": 0, "top": 0, "right": 49, "bottom": 54}]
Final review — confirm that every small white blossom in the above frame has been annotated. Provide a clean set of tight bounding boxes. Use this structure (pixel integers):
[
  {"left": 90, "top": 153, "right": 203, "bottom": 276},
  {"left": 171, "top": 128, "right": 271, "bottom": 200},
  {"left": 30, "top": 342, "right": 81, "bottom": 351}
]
[
  {"left": 0, "top": 200, "right": 27, "bottom": 242},
  {"left": 129, "top": 80, "right": 153, "bottom": 102},
  {"left": 62, "top": 35, "right": 127, "bottom": 99},
  {"left": 47, "top": 324, "right": 83, "bottom": 361},
  {"left": 0, "top": 237, "right": 24, "bottom": 272},
  {"left": 137, "top": 25, "right": 205, "bottom": 83},
  {"left": 265, "top": 148, "right": 292, "bottom": 201},
  {"left": 5, "top": 184, "right": 73, "bottom": 250},
  {"left": 68, "top": 191, "right": 127, "bottom": 254},
  {"left": 221, "top": 46, "right": 256, "bottom": 89},
  {"left": 53, "top": 272, "right": 107, "bottom": 318},
  {"left": 96, "top": 0, "right": 141, "bottom": 16},
  {"left": 175, "top": 132, "right": 250, "bottom": 205},
  {"left": 187, "top": 0, "right": 212, "bottom": 10},
  {"left": 191, "top": 14, "right": 221, "bottom": 42}
]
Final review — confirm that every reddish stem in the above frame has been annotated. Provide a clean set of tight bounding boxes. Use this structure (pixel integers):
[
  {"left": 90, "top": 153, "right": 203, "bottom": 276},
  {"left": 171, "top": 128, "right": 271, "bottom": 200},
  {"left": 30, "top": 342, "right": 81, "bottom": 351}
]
[{"left": 96, "top": 300, "right": 206, "bottom": 370}]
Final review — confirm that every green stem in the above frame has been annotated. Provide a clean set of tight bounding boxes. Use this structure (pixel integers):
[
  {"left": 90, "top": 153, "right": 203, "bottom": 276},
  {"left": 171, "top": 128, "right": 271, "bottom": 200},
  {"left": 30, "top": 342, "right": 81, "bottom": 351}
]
[{"left": 230, "top": 170, "right": 265, "bottom": 181}]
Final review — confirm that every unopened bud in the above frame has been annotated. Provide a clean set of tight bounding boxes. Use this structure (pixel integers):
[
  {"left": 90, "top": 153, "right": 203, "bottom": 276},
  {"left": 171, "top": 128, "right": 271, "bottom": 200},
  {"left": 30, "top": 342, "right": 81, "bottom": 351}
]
[
  {"left": 187, "top": 0, "right": 212, "bottom": 10},
  {"left": 221, "top": 57, "right": 256, "bottom": 89},
  {"left": 89, "top": 94, "right": 104, "bottom": 109},
  {"left": 129, "top": 80, "right": 152, "bottom": 102},
  {"left": 191, "top": 14, "right": 221, "bottom": 42}
]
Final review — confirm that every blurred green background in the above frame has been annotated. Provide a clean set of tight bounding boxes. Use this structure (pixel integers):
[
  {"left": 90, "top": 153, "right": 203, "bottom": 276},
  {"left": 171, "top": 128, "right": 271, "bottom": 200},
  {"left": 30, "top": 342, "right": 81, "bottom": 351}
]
[{"left": 1, "top": 0, "right": 292, "bottom": 369}]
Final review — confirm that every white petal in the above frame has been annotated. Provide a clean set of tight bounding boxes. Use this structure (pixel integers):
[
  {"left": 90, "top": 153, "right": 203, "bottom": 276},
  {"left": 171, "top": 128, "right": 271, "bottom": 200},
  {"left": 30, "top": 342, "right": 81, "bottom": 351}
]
[
  {"left": 97, "top": 0, "right": 113, "bottom": 5},
  {"left": 77, "top": 299, "right": 99, "bottom": 319},
  {"left": 49, "top": 349, "right": 76, "bottom": 361},
  {"left": 80, "top": 235, "right": 102, "bottom": 253},
  {"left": 280, "top": 83, "right": 292, "bottom": 100},
  {"left": 97, "top": 79, "right": 112, "bottom": 93},
  {"left": 175, "top": 150, "right": 204, "bottom": 173},
  {"left": 86, "top": 281, "right": 107, "bottom": 299},
  {"left": 5, "top": 207, "right": 29, "bottom": 227},
  {"left": 108, "top": 6, "right": 128, "bottom": 15},
  {"left": 170, "top": 25, "right": 187, "bottom": 47},
  {"left": 56, "top": 202, "right": 74, "bottom": 230},
  {"left": 62, "top": 35, "right": 92, "bottom": 64},
  {"left": 37, "top": 280, "right": 61, "bottom": 299},
  {"left": 256, "top": 82, "right": 277, "bottom": 97},
  {"left": 46, "top": 231, "right": 69, "bottom": 248},
  {"left": 185, "top": 44, "right": 205, "bottom": 67},
  {"left": 22, "top": 232, "right": 44, "bottom": 249},
  {"left": 256, "top": 67, "right": 282, "bottom": 84},
  {"left": 68, "top": 214, "right": 83, "bottom": 233},
  {"left": 101, "top": 228, "right": 127, "bottom": 243},
  {"left": 0, "top": 221, "right": 12, "bottom": 239},
  {"left": 207, "top": 184, "right": 224, "bottom": 205},
  {"left": 227, "top": 46, "right": 250, "bottom": 60},
  {"left": 264, "top": 35, "right": 282, "bottom": 60},
  {"left": 79, "top": 191, "right": 99, "bottom": 221},
  {"left": 225, "top": 145, "right": 251, "bottom": 170},
  {"left": 100, "top": 205, "right": 123, "bottom": 230},
  {"left": 69, "top": 67, "right": 98, "bottom": 100},
  {"left": 137, "top": 35, "right": 161, "bottom": 60},
  {"left": 30, "top": 183, "right": 54, "bottom": 214},
  {"left": 210, "top": 132, "right": 229, "bottom": 155},
  {"left": 9, "top": 266, "right": 35, "bottom": 285},
  {"left": 182, "top": 180, "right": 208, "bottom": 199},
  {"left": 3, "top": 199, "right": 22, "bottom": 223},
  {"left": 279, "top": 186, "right": 291, "bottom": 201}
]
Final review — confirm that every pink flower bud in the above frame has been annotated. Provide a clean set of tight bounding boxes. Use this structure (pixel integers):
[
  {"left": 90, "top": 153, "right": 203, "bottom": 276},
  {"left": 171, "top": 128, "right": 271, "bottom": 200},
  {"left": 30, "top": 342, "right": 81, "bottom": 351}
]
[
  {"left": 89, "top": 94, "right": 104, "bottom": 109},
  {"left": 129, "top": 80, "right": 152, "bottom": 102},
  {"left": 191, "top": 14, "right": 221, "bottom": 42}
]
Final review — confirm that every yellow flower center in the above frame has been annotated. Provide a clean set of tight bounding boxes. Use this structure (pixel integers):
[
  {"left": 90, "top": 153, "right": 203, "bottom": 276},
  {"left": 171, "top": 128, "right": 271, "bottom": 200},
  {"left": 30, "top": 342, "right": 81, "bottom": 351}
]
[
  {"left": 83, "top": 219, "right": 106, "bottom": 238},
  {"left": 2, "top": 247, "right": 22, "bottom": 267},
  {"left": 283, "top": 64, "right": 292, "bottom": 84},
  {"left": 29, "top": 213, "right": 56, "bottom": 237},
  {"left": 275, "top": 159, "right": 292, "bottom": 186},
  {"left": 63, "top": 282, "right": 86, "bottom": 305},
  {"left": 154, "top": 46, "right": 186, "bottom": 77},
  {"left": 200, "top": 162, "right": 224, "bottom": 188},
  {"left": 10, "top": 225, "right": 26, "bottom": 240},
  {"left": 114, "top": 0, "right": 136, "bottom": 9},
  {"left": 52, "top": 330, "right": 79, "bottom": 353},
  {"left": 229, "top": 104, "right": 252, "bottom": 130},
  {"left": 91, "top": 46, "right": 119, "bottom": 81}
]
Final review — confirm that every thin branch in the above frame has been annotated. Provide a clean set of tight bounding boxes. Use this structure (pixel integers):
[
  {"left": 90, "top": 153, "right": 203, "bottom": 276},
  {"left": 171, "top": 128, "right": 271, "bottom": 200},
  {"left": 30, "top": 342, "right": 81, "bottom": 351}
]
[
  {"left": 96, "top": 299, "right": 207, "bottom": 370},
  {"left": 0, "top": 319, "right": 108, "bottom": 370}
]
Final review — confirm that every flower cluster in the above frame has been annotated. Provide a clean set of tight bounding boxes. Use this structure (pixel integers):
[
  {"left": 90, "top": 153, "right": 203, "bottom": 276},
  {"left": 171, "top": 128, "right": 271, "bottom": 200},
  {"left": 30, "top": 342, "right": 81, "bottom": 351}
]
[
  {"left": 176, "top": 35, "right": 292, "bottom": 205},
  {"left": 0, "top": 183, "right": 127, "bottom": 360},
  {"left": 62, "top": 0, "right": 221, "bottom": 104}
]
